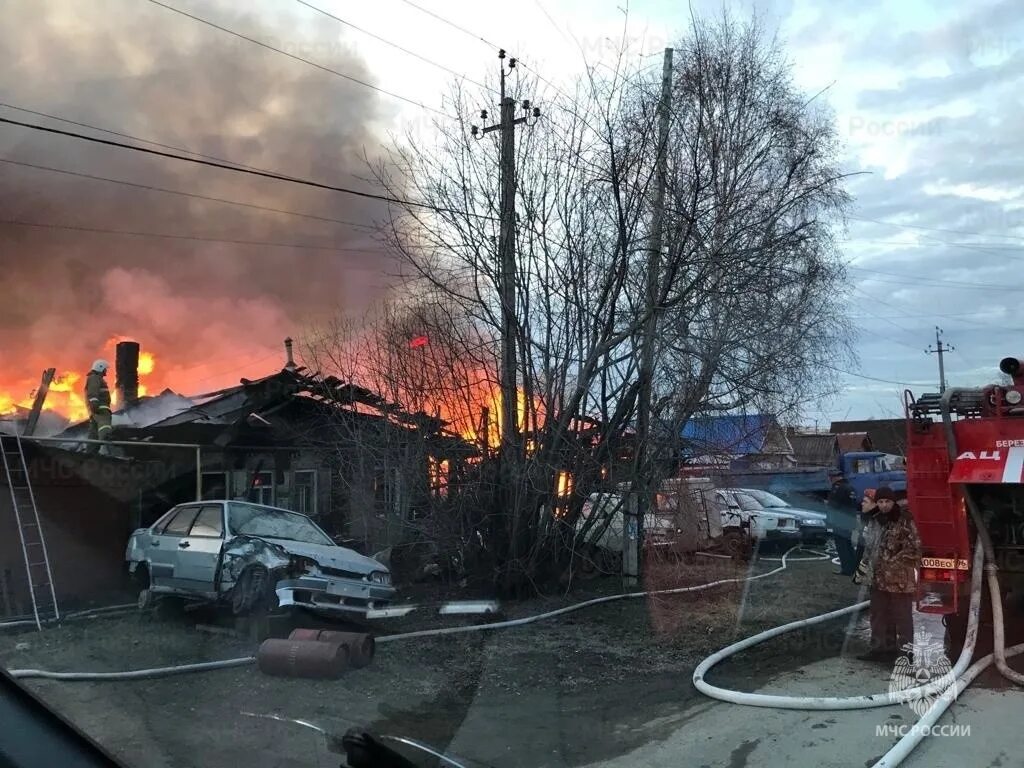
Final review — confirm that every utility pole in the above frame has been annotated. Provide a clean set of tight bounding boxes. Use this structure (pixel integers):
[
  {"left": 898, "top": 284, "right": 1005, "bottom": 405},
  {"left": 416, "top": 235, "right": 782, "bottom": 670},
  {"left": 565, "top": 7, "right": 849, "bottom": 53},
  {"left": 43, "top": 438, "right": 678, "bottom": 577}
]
[
  {"left": 925, "top": 326, "right": 954, "bottom": 393},
  {"left": 473, "top": 51, "right": 540, "bottom": 454},
  {"left": 630, "top": 47, "right": 674, "bottom": 587},
  {"left": 473, "top": 51, "right": 540, "bottom": 585}
]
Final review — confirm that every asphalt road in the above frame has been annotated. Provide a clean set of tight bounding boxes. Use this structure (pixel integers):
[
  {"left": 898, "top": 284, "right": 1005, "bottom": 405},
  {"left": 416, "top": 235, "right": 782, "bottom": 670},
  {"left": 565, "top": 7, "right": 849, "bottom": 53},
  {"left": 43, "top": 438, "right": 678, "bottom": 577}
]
[
  {"left": 439, "top": 610, "right": 1020, "bottom": 768},
  {"left": 590, "top": 658, "right": 1017, "bottom": 768}
]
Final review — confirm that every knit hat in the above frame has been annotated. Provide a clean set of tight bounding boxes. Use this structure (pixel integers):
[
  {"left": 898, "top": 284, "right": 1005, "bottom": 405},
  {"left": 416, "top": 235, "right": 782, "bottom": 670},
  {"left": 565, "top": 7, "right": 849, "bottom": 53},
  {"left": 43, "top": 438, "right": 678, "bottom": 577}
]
[
  {"left": 874, "top": 486, "right": 897, "bottom": 502},
  {"left": 863, "top": 488, "right": 876, "bottom": 500}
]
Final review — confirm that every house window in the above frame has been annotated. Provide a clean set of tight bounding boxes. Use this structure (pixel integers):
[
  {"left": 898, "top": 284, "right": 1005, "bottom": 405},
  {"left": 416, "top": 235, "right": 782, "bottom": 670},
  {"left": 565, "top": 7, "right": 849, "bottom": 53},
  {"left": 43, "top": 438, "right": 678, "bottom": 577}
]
[
  {"left": 248, "top": 471, "right": 274, "bottom": 505},
  {"left": 201, "top": 472, "right": 230, "bottom": 501},
  {"left": 293, "top": 470, "right": 317, "bottom": 516},
  {"left": 427, "top": 457, "right": 449, "bottom": 498}
]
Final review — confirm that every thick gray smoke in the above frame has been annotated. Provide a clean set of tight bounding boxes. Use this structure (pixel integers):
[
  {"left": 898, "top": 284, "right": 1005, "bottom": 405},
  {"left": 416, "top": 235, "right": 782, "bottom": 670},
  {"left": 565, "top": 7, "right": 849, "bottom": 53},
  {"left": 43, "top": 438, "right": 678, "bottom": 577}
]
[{"left": 0, "top": 0, "right": 400, "bottom": 401}]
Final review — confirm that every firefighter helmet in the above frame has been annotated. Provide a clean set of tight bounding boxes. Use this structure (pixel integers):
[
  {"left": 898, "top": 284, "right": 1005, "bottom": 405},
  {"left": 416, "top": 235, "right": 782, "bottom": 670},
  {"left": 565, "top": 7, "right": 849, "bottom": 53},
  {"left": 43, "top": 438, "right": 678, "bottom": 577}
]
[{"left": 91, "top": 359, "right": 109, "bottom": 374}]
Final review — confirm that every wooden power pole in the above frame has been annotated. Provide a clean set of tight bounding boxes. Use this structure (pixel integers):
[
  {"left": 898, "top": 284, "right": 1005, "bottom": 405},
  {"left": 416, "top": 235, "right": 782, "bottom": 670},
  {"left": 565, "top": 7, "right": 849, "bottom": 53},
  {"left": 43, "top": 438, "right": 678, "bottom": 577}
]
[{"left": 630, "top": 47, "right": 674, "bottom": 587}]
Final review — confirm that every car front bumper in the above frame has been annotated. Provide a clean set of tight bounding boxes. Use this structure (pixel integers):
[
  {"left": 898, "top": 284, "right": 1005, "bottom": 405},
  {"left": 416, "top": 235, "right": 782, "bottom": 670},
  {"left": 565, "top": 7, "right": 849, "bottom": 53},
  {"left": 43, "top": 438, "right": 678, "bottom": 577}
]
[
  {"left": 799, "top": 525, "right": 829, "bottom": 543},
  {"left": 275, "top": 575, "right": 396, "bottom": 617},
  {"left": 760, "top": 529, "right": 802, "bottom": 542}
]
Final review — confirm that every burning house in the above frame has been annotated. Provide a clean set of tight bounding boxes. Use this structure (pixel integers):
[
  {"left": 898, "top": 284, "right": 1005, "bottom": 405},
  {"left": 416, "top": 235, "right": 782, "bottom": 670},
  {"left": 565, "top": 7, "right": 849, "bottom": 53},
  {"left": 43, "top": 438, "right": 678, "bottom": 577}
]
[{"left": 0, "top": 340, "right": 476, "bottom": 614}]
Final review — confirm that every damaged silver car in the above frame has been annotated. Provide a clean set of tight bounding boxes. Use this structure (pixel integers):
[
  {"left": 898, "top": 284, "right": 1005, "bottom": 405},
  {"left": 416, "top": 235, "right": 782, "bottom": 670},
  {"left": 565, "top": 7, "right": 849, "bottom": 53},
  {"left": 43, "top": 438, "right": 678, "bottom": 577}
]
[{"left": 125, "top": 501, "right": 395, "bottom": 616}]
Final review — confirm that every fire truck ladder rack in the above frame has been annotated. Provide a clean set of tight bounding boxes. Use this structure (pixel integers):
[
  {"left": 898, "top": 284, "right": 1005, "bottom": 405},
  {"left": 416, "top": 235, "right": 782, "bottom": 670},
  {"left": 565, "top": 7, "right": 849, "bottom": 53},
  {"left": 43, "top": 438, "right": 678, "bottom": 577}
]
[
  {"left": 908, "top": 389, "right": 985, "bottom": 418},
  {"left": 0, "top": 432, "right": 60, "bottom": 629}
]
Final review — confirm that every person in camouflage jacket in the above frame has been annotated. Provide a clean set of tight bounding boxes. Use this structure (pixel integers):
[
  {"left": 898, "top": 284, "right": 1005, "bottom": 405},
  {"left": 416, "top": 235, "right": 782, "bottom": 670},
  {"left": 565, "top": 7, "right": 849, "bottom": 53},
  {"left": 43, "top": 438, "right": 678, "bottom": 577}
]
[{"left": 858, "top": 486, "right": 922, "bottom": 661}]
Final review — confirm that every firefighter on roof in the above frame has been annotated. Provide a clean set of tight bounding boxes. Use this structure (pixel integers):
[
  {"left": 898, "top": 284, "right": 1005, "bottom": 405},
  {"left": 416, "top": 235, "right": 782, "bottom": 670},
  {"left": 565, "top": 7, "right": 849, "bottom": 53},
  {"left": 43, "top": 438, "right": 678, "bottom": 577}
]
[{"left": 85, "top": 359, "right": 112, "bottom": 450}]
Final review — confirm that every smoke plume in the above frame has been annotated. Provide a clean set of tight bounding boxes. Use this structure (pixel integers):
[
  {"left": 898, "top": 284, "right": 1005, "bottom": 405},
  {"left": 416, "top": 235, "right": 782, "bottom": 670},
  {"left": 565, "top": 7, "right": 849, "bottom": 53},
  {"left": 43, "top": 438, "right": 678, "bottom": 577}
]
[{"left": 0, "top": 0, "right": 401, "bottom": 415}]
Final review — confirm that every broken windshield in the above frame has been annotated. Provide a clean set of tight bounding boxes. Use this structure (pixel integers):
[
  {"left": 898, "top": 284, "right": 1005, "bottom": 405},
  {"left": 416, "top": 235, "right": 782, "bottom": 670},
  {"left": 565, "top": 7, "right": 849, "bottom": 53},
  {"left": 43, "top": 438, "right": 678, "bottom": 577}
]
[{"left": 227, "top": 503, "right": 332, "bottom": 546}]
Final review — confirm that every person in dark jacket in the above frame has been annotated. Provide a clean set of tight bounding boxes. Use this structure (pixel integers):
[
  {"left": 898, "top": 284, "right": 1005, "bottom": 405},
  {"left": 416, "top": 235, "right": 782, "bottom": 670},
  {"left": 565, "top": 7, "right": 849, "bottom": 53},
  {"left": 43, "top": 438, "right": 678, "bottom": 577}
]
[{"left": 827, "top": 474, "right": 859, "bottom": 576}]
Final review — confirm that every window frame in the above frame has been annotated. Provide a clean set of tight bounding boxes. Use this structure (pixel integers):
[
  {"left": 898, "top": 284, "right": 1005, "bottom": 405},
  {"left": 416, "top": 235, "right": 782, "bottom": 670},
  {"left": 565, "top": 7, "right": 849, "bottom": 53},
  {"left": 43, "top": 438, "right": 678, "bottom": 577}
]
[
  {"left": 248, "top": 470, "right": 275, "bottom": 506},
  {"left": 187, "top": 503, "right": 226, "bottom": 539},
  {"left": 292, "top": 469, "right": 318, "bottom": 517},
  {"left": 159, "top": 505, "right": 202, "bottom": 537}
]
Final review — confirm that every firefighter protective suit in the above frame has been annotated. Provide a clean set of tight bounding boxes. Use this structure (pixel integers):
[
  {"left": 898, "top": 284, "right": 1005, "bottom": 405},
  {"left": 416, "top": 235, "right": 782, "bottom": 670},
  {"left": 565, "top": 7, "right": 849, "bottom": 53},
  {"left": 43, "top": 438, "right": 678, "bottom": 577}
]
[{"left": 85, "top": 360, "right": 112, "bottom": 449}]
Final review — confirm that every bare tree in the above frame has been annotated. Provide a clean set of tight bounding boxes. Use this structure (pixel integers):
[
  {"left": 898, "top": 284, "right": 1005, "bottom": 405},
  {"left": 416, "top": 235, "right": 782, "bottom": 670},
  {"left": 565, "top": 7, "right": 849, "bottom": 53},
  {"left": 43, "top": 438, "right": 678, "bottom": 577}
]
[{"left": 313, "top": 12, "right": 855, "bottom": 594}]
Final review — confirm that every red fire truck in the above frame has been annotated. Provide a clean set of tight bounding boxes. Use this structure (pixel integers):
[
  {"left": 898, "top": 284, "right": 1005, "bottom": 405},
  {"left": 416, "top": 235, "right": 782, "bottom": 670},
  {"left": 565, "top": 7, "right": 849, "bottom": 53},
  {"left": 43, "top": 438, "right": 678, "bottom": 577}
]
[{"left": 906, "top": 356, "right": 1024, "bottom": 657}]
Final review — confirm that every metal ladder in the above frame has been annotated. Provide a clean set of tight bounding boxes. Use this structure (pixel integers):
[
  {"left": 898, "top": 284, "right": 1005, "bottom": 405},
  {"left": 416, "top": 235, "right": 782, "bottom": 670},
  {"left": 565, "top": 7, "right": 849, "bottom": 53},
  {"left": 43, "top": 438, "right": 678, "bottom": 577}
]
[{"left": 1, "top": 432, "right": 59, "bottom": 629}]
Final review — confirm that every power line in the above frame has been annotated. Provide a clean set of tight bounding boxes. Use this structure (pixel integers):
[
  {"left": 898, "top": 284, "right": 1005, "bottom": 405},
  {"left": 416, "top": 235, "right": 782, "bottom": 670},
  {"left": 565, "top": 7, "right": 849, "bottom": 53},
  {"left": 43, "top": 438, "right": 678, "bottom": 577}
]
[
  {"left": 821, "top": 363, "right": 916, "bottom": 387},
  {"left": 0, "top": 101, "right": 275, "bottom": 174},
  {"left": 847, "top": 310, "right": 999, "bottom": 320},
  {"left": 850, "top": 236, "right": 1024, "bottom": 265},
  {"left": 0, "top": 115, "right": 493, "bottom": 217},
  {"left": 850, "top": 214, "right": 1024, "bottom": 244},
  {"left": 390, "top": 0, "right": 596, "bottom": 130},
  {"left": 0, "top": 218, "right": 387, "bottom": 253},
  {"left": 393, "top": 0, "right": 500, "bottom": 50},
  {"left": 850, "top": 283, "right": 1024, "bottom": 335},
  {"left": 848, "top": 285, "right": 920, "bottom": 344},
  {"left": 0, "top": 157, "right": 374, "bottom": 231},
  {"left": 853, "top": 238, "right": 1024, "bottom": 252},
  {"left": 531, "top": 0, "right": 575, "bottom": 46},
  {"left": 295, "top": 0, "right": 493, "bottom": 92},
  {"left": 849, "top": 265, "right": 1024, "bottom": 291},
  {"left": 145, "top": 0, "right": 452, "bottom": 118}
]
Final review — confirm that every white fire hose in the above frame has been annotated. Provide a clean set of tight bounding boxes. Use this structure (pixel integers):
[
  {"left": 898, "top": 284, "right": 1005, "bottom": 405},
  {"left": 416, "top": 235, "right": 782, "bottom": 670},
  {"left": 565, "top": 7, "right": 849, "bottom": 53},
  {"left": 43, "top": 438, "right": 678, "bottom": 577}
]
[
  {"left": 7, "top": 547, "right": 826, "bottom": 679},
  {"left": 6, "top": 540, "right": 1016, "bottom": 768}
]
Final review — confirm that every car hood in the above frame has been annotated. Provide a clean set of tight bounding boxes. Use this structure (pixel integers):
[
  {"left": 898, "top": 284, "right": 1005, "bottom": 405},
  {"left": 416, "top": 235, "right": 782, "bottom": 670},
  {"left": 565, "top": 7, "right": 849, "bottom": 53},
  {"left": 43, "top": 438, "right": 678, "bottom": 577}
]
[
  {"left": 764, "top": 505, "right": 826, "bottom": 521},
  {"left": 262, "top": 538, "right": 385, "bottom": 574}
]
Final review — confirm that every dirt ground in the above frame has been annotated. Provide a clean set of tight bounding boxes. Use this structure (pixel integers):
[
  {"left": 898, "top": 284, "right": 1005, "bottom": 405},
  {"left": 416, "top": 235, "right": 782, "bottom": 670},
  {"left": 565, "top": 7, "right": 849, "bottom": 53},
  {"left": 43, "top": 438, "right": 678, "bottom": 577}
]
[{"left": 0, "top": 550, "right": 866, "bottom": 768}]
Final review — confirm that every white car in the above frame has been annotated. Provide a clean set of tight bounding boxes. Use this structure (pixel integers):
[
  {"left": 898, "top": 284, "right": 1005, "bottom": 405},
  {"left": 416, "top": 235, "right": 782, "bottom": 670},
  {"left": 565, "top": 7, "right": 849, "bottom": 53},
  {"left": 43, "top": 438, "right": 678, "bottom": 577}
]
[
  {"left": 706, "top": 489, "right": 802, "bottom": 546},
  {"left": 126, "top": 500, "right": 395, "bottom": 617},
  {"left": 720, "top": 488, "right": 829, "bottom": 544}
]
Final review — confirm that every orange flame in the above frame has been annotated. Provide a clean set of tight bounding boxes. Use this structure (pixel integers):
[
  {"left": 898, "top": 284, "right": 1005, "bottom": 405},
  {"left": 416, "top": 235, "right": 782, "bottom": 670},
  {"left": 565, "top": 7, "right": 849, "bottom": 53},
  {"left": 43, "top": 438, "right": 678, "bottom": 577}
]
[{"left": 0, "top": 345, "right": 157, "bottom": 425}]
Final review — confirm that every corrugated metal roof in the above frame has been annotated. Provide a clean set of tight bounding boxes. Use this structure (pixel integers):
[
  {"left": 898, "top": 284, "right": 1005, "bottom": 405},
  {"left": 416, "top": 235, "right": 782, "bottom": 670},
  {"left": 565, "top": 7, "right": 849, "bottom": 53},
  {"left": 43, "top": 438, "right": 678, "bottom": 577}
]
[
  {"left": 789, "top": 433, "right": 837, "bottom": 465},
  {"left": 680, "top": 414, "right": 777, "bottom": 457}
]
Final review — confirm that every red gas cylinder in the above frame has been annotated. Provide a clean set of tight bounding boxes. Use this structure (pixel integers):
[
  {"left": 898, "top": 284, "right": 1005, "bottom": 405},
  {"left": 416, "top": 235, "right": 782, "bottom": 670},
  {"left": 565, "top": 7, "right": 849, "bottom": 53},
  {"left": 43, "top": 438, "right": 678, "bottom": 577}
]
[
  {"left": 287, "top": 628, "right": 322, "bottom": 642},
  {"left": 315, "top": 631, "right": 375, "bottom": 669},
  {"left": 257, "top": 639, "right": 349, "bottom": 680}
]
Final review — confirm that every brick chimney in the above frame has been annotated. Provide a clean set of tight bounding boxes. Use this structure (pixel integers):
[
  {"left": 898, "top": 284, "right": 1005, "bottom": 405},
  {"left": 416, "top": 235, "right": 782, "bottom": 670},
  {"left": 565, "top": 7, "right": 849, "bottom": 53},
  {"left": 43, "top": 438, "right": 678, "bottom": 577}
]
[
  {"left": 284, "top": 337, "right": 297, "bottom": 370},
  {"left": 115, "top": 340, "right": 140, "bottom": 407}
]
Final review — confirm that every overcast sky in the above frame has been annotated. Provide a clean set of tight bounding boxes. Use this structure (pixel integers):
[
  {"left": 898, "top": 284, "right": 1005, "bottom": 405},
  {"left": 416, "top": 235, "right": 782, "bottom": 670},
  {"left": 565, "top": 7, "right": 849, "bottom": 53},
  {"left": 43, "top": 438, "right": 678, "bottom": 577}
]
[
  {"left": 5, "top": 0, "right": 1022, "bottom": 426},
  {"left": 287, "top": 0, "right": 1022, "bottom": 426}
]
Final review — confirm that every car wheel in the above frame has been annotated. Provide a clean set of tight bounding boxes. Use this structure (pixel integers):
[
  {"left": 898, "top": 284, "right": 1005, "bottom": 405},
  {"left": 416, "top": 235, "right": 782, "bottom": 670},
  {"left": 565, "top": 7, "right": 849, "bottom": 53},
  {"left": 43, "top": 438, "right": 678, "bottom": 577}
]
[
  {"left": 134, "top": 565, "right": 153, "bottom": 611},
  {"left": 721, "top": 531, "right": 750, "bottom": 561},
  {"left": 231, "top": 565, "right": 270, "bottom": 616}
]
